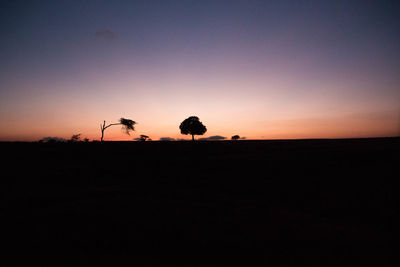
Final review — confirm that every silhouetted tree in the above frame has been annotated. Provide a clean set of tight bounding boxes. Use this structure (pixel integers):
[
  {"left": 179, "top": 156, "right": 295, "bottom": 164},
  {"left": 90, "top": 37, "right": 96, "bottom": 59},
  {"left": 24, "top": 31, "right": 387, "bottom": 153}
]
[
  {"left": 135, "top": 135, "right": 150, "bottom": 141},
  {"left": 141, "top": 135, "right": 149, "bottom": 141},
  {"left": 232, "top": 135, "right": 240, "bottom": 140},
  {"left": 100, "top": 118, "right": 136, "bottom": 142},
  {"left": 179, "top": 116, "right": 207, "bottom": 141},
  {"left": 70, "top": 133, "right": 81, "bottom": 142}
]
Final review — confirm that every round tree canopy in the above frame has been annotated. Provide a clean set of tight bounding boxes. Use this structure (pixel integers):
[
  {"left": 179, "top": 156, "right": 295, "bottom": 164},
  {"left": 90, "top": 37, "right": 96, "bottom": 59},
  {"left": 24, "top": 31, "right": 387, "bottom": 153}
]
[{"left": 179, "top": 116, "right": 207, "bottom": 137}]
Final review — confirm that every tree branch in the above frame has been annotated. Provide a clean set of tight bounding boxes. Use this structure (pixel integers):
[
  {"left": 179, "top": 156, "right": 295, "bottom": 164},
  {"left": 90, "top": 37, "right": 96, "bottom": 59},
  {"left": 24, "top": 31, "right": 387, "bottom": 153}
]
[{"left": 104, "top": 123, "right": 121, "bottom": 130}]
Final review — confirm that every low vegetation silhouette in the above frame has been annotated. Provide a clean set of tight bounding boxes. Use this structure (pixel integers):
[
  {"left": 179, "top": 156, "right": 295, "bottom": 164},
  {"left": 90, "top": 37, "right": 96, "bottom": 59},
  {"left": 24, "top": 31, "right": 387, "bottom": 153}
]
[
  {"left": 179, "top": 116, "right": 207, "bottom": 141},
  {"left": 70, "top": 134, "right": 90, "bottom": 142},
  {"left": 198, "top": 135, "right": 226, "bottom": 141},
  {"left": 159, "top": 137, "right": 175, "bottom": 141},
  {"left": 141, "top": 135, "right": 150, "bottom": 141},
  {"left": 100, "top": 118, "right": 136, "bottom": 142},
  {"left": 70, "top": 133, "right": 81, "bottom": 142},
  {"left": 232, "top": 135, "right": 240, "bottom": 140},
  {"left": 39, "top": 136, "right": 67, "bottom": 143},
  {"left": 134, "top": 135, "right": 150, "bottom": 141}
]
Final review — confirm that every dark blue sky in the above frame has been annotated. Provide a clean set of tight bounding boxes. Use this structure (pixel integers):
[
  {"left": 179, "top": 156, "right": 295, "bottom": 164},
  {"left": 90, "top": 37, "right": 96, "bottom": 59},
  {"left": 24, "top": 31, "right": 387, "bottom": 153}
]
[{"left": 2, "top": 0, "right": 399, "bottom": 71}]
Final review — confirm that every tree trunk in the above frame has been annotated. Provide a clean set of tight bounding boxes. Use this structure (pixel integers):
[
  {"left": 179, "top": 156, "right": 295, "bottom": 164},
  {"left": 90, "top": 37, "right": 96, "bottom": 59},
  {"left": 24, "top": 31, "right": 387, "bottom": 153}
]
[
  {"left": 100, "top": 121, "right": 121, "bottom": 142},
  {"left": 100, "top": 121, "right": 106, "bottom": 142},
  {"left": 192, "top": 134, "right": 194, "bottom": 141}
]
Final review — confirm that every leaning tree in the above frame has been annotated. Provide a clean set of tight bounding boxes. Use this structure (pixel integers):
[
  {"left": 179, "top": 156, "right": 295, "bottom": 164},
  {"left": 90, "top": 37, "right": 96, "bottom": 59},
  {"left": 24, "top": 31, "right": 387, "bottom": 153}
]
[
  {"left": 100, "top": 118, "right": 136, "bottom": 142},
  {"left": 179, "top": 116, "right": 207, "bottom": 141}
]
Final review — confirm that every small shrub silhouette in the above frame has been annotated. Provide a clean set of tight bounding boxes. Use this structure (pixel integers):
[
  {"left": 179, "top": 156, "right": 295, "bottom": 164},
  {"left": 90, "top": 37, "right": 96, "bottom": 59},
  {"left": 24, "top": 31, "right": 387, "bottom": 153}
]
[
  {"left": 135, "top": 135, "right": 150, "bottom": 141},
  {"left": 140, "top": 135, "right": 149, "bottom": 141},
  {"left": 39, "top": 137, "right": 67, "bottom": 143},
  {"left": 232, "top": 135, "right": 240, "bottom": 140},
  {"left": 70, "top": 133, "right": 81, "bottom": 142}
]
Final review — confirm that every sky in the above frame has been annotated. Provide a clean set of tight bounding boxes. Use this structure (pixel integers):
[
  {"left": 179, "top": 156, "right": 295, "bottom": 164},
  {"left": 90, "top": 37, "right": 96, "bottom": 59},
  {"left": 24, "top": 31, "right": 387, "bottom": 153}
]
[{"left": 0, "top": 0, "right": 399, "bottom": 141}]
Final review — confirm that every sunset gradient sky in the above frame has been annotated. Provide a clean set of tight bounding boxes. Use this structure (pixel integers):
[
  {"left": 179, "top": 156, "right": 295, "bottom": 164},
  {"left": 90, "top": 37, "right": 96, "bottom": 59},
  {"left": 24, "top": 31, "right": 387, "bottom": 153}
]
[{"left": 1, "top": 0, "right": 399, "bottom": 141}]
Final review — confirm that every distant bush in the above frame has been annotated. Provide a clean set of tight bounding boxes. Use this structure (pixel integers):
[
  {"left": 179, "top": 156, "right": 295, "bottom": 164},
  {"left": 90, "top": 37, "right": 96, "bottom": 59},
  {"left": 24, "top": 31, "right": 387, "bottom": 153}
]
[
  {"left": 134, "top": 135, "right": 151, "bottom": 141},
  {"left": 69, "top": 134, "right": 81, "bottom": 142},
  {"left": 39, "top": 137, "right": 67, "bottom": 143},
  {"left": 198, "top": 135, "right": 227, "bottom": 141},
  {"left": 159, "top": 137, "right": 175, "bottom": 141},
  {"left": 232, "top": 135, "right": 240, "bottom": 140}
]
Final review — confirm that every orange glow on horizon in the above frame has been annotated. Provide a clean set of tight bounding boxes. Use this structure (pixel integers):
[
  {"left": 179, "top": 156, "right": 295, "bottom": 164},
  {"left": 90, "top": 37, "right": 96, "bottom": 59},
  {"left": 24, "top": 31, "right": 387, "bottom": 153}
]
[{"left": 0, "top": 109, "right": 397, "bottom": 142}]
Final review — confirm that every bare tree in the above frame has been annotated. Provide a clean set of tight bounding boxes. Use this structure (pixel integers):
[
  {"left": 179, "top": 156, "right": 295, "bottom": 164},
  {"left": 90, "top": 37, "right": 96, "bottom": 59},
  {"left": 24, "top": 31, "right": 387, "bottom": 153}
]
[{"left": 100, "top": 118, "right": 136, "bottom": 142}]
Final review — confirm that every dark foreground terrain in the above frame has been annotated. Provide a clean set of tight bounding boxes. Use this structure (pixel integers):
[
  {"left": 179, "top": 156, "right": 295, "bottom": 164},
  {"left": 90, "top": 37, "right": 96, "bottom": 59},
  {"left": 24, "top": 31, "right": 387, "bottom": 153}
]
[{"left": 1, "top": 138, "right": 398, "bottom": 265}]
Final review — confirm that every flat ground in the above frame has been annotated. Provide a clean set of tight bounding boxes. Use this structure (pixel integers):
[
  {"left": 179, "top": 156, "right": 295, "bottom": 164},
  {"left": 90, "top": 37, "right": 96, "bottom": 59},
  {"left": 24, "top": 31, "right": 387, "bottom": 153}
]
[{"left": 1, "top": 138, "right": 398, "bottom": 265}]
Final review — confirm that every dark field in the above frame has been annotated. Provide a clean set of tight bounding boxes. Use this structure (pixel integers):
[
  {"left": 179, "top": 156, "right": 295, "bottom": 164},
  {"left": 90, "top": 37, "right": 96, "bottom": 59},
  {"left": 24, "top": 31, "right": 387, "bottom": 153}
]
[{"left": 1, "top": 138, "right": 398, "bottom": 265}]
